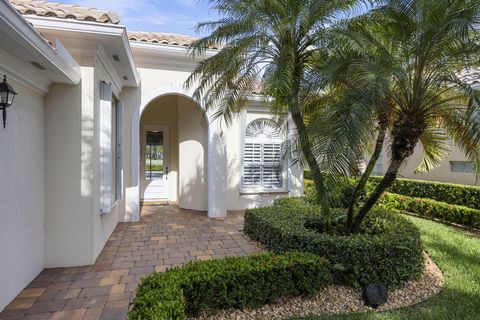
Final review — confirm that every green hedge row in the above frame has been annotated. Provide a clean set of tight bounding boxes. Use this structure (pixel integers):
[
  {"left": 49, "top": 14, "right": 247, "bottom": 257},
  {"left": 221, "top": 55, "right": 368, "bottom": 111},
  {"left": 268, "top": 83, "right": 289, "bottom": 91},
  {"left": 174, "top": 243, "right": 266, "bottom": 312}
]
[
  {"left": 379, "top": 192, "right": 480, "bottom": 229},
  {"left": 244, "top": 198, "right": 424, "bottom": 287},
  {"left": 305, "top": 169, "right": 480, "bottom": 210},
  {"left": 129, "top": 251, "right": 331, "bottom": 320},
  {"left": 369, "top": 176, "right": 480, "bottom": 210}
]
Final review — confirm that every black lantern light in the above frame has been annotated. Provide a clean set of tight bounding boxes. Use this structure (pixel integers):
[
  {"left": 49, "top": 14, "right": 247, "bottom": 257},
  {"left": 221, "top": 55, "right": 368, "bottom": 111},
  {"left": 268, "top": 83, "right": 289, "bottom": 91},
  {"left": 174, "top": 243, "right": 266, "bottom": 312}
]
[{"left": 0, "top": 75, "right": 17, "bottom": 128}]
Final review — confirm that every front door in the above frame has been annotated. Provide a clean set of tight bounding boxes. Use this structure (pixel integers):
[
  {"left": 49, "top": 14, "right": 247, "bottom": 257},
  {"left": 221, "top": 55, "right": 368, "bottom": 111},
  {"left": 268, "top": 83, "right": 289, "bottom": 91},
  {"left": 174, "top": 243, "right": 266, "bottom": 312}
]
[{"left": 141, "top": 125, "right": 169, "bottom": 201}]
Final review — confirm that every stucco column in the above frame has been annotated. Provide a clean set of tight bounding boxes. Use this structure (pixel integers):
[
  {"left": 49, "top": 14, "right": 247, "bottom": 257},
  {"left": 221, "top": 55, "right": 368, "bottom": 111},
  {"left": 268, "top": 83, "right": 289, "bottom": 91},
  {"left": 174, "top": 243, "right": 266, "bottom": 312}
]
[{"left": 207, "top": 116, "right": 227, "bottom": 218}]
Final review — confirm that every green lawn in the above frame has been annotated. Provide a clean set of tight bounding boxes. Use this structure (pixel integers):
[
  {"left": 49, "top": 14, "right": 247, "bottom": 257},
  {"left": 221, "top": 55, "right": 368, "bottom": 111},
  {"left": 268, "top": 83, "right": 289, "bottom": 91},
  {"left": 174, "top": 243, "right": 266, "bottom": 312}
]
[{"left": 295, "top": 216, "right": 480, "bottom": 320}]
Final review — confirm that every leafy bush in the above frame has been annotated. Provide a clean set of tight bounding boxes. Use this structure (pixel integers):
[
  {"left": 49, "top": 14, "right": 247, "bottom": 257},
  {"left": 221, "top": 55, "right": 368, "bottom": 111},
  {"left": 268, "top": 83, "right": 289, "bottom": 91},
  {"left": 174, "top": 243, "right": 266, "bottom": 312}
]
[
  {"left": 369, "top": 176, "right": 480, "bottom": 210},
  {"left": 304, "top": 178, "right": 358, "bottom": 208},
  {"left": 379, "top": 192, "right": 480, "bottom": 229},
  {"left": 304, "top": 169, "right": 312, "bottom": 180},
  {"left": 244, "top": 198, "right": 424, "bottom": 287},
  {"left": 129, "top": 251, "right": 331, "bottom": 320}
]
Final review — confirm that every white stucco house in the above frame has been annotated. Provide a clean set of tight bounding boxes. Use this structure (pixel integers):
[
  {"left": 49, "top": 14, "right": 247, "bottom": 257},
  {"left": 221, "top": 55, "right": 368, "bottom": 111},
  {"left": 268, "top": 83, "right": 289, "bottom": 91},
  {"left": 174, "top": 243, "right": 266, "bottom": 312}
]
[
  {"left": 0, "top": 0, "right": 478, "bottom": 313},
  {"left": 0, "top": 0, "right": 305, "bottom": 311}
]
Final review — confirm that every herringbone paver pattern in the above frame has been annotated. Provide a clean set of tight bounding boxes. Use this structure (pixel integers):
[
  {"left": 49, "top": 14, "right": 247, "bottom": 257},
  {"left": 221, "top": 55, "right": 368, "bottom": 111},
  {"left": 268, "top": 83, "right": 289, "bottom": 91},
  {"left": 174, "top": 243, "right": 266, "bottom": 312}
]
[{"left": 0, "top": 206, "right": 262, "bottom": 320}]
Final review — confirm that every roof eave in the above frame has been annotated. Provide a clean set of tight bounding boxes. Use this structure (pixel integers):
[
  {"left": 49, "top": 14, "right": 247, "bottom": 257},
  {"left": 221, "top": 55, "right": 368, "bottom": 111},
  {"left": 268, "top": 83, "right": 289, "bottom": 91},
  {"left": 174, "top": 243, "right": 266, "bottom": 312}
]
[
  {"left": 24, "top": 15, "right": 140, "bottom": 88},
  {"left": 0, "top": 1, "right": 81, "bottom": 87}
]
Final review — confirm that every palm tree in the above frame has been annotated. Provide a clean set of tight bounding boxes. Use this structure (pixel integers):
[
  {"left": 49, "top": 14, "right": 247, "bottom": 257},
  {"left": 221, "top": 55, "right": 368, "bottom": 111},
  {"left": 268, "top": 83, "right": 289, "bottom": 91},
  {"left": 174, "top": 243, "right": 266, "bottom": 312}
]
[
  {"left": 186, "top": 0, "right": 363, "bottom": 216},
  {"left": 319, "top": 15, "right": 399, "bottom": 230},
  {"left": 333, "top": 0, "right": 480, "bottom": 233}
]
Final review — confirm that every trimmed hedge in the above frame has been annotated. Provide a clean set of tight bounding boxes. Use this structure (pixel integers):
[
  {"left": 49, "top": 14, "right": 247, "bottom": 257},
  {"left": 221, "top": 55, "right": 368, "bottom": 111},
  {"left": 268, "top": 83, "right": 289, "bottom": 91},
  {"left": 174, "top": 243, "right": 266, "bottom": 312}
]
[
  {"left": 379, "top": 192, "right": 480, "bottom": 229},
  {"left": 306, "top": 176, "right": 480, "bottom": 228},
  {"left": 369, "top": 176, "right": 480, "bottom": 210},
  {"left": 129, "top": 251, "right": 331, "bottom": 320},
  {"left": 244, "top": 198, "right": 424, "bottom": 287}
]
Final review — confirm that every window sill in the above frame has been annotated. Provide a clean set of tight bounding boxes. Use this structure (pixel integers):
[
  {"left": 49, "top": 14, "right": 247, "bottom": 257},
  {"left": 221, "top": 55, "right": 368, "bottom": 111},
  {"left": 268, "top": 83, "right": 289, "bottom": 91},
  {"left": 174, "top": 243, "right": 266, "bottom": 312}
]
[{"left": 240, "top": 190, "right": 289, "bottom": 195}]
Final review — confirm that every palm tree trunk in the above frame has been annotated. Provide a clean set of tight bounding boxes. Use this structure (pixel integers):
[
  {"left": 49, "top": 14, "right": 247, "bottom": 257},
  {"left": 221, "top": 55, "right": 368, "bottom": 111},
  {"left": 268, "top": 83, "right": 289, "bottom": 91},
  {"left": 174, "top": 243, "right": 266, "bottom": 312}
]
[
  {"left": 348, "top": 156, "right": 402, "bottom": 233},
  {"left": 289, "top": 104, "right": 330, "bottom": 218},
  {"left": 348, "top": 111, "right": 425, "bottom": 234},
  {"left": 346, "top": 121, "right": 387, "bottom": 229}
]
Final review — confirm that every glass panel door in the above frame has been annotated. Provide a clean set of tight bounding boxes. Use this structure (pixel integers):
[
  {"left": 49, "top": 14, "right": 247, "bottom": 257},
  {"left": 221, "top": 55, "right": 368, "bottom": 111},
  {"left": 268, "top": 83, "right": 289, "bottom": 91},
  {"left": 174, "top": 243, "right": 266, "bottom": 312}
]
[
  {"left": 145, "top": 131, "right": 164, "bottom": 180},
  {"left": 141, "top": 126, "right": 169, "bottom": 201}
]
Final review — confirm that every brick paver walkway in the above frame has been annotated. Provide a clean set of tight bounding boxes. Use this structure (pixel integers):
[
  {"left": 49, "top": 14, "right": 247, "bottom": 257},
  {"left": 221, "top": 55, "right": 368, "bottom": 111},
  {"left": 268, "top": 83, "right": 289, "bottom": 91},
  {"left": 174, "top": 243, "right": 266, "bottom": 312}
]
[{"left": 0, "top": 206, "right": 262, "bottom": 320}]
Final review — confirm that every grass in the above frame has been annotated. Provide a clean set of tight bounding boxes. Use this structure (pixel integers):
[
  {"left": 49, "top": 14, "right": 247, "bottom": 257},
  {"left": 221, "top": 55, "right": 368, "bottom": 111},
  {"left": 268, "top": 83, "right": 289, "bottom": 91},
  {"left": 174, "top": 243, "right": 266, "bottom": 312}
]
[{"left": 294, "top": 216, "right": 480, "bottom": 320}]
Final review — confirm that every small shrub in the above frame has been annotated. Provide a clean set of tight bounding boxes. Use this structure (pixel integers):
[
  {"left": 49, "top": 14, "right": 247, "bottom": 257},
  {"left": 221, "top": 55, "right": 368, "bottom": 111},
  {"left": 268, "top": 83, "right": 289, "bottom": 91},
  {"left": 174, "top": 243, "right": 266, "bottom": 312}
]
[
  {"left": 379, "top": 192, "right": 480, "bottom": 229},
  {"left": 304, "top": 178, "right": 358, "bottom": 208},
  {"left": 244, "top": 198, "right": 424, "bottom": 287},
  {"left": 304, "top": 169, "right": 312, "bottom": 180},
  {"left": 369, "top": 176, "right": 480, "bottom": 210},
  {"left": 129, "top": 251, "right": 331, "bottom": 320}
]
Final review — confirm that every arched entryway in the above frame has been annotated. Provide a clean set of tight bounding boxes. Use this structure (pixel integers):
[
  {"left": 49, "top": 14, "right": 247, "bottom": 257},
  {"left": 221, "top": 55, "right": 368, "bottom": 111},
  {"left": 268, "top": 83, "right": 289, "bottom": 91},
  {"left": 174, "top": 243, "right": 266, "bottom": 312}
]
[
  {"left": 126, "top": 87, "right": 227, "bottom": 222},
  {"left": 139, "top": 94, "right": 208, "bottom": 210}
]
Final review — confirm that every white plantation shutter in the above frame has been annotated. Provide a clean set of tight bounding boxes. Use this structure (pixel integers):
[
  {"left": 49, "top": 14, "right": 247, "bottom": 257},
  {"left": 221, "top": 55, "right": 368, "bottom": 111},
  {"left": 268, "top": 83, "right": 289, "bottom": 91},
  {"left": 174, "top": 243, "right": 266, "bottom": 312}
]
[
  {"left": 100, "top": 81, "right": 113, "bottom": 214},
  {"left": 244, "top": 142, "right": 262, "bottom": 164},
  {"left": 243, "top": 143, "right": 262, "bottom": 188},
  {"left": 243, "top": 119, "right": 284, "bottom": 190}
]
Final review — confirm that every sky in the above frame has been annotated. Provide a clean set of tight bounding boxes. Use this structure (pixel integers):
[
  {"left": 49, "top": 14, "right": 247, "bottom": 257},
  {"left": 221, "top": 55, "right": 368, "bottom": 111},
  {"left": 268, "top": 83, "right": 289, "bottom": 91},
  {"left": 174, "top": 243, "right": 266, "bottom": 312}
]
[{"left": 60, "top": 0, "right": 220, "bottom": 36}]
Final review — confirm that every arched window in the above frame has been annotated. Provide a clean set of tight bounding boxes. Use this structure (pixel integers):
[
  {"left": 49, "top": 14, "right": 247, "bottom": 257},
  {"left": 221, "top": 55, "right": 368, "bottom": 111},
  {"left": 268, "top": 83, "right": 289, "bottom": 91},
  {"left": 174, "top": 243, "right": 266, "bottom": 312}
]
[{"left": 243, "top": 119, "right": 284, "bottom": 190}]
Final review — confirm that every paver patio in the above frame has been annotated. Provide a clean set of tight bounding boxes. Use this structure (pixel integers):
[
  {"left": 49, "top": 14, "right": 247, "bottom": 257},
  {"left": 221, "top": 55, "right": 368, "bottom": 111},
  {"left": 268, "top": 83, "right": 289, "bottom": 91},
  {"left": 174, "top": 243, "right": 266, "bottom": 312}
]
[{"left": 0, "top": 206, "right": 262, "bottom": 320}]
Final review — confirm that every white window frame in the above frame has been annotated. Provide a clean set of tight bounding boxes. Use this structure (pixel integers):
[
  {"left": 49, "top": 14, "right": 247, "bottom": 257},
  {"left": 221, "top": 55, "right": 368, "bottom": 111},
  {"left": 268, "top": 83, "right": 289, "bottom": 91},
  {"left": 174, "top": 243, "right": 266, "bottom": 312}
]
[{"left": 241, "top": 118, "right": 287, "bottom": 193}]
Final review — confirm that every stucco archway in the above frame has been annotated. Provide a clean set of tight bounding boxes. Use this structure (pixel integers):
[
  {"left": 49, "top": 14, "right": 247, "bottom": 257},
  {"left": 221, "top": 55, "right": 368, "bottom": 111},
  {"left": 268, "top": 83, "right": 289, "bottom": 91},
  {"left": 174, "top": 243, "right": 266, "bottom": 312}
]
[{"left": 126, "top": 87, "right": 226, "bottom": 222}]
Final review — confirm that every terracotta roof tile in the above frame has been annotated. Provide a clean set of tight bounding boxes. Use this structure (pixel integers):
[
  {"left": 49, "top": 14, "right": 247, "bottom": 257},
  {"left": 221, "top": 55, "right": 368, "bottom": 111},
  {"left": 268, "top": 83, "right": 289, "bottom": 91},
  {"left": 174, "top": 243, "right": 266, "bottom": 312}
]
[
  {"left": 9, "top": 0, "right": 120, "bottom": 24},
  {"left": 128, "top": 31, "right": 222, "bottom": 50},
  {"left": 9, "top": 0, "right": 222, "bottom": 50}
]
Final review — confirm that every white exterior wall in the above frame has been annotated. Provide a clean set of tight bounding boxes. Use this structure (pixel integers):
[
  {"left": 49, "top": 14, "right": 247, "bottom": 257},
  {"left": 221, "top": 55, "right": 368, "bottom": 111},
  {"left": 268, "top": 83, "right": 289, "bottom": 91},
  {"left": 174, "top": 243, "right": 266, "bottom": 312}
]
[
  {"left": 44, "top": 67, "right": 95, "bottom": 267},
  {"left": 398, "top": 143, "right": 478, "bottom": 185},
  {"left": 44, "top": 51, "right": 126, "bottom": 267},
  {"left": 177, "top": 98, "right": 208, "bottom": 210},
  {"left": 0, "top": 79, "right": 46, "bottom": 311},
  {"left": 373, "top": 140, "right": 478, "bottom": 185}
]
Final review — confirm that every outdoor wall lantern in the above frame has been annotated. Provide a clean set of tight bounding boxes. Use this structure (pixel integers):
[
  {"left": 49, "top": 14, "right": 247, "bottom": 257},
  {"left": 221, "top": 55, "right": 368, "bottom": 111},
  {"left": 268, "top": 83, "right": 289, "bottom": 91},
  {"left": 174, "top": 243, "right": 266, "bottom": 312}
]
[{"left": 0, "top": 75, "right": 17, "bottom": 128}]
